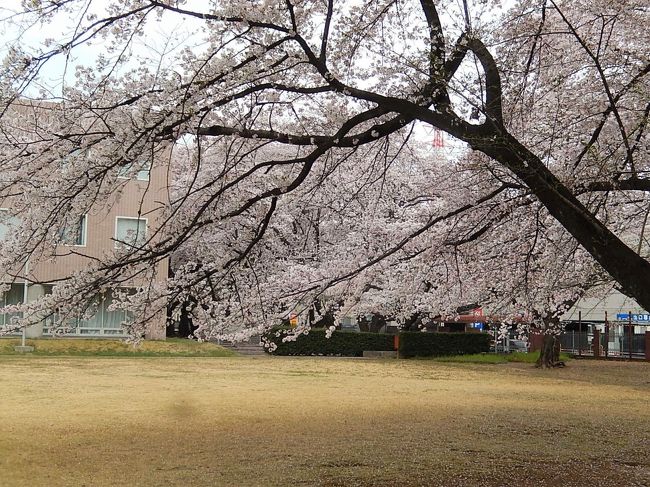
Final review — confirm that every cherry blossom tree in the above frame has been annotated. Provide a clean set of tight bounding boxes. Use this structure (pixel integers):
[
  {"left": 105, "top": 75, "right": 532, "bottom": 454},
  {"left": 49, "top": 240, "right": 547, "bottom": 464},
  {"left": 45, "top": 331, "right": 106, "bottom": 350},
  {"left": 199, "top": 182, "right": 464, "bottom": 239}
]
[
  {"left": 165, "top": 135, "right": 622, "bottom": 369},
  {"left": 0, "top": 0, "right": 648, "bottom": 361}
]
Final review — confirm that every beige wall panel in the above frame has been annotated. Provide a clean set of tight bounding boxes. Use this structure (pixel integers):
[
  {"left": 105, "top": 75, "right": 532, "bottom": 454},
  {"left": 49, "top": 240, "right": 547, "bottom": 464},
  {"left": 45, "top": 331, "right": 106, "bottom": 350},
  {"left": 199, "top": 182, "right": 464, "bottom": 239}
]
[{"left": 32, "top": 165, "right": 170, "bottom": 285}]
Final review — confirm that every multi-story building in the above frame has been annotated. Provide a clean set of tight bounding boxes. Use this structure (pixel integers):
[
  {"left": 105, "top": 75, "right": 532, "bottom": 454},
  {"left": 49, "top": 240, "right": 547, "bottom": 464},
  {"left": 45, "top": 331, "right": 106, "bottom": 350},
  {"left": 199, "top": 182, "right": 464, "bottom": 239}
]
[{"left": 0, "top": 102, "right": 169, "bottom": 339}]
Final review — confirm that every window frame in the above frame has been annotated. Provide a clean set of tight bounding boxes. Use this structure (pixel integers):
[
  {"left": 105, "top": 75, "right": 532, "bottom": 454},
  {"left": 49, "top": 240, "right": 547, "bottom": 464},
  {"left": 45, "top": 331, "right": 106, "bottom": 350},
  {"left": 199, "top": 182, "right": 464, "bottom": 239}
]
[
  {"left": 114, "top": 216, "right": 148, "bottom": 249},
  {"left": 0, "top": 283, "right": 25, "bottom": 327},
  {"left": 0, "top": 208, "right": 21, "bottom": 241},
  {"left": 117, "top": 161, "right": 151, "bottom": 182},
  {"left": 58, "top": 214, "right": 88, "bottom": 247}
]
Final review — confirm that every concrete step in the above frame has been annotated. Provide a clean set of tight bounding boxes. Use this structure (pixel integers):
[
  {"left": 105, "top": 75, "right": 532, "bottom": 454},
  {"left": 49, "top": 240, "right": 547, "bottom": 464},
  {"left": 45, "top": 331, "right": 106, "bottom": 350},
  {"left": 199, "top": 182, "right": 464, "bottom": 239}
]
[{"left": 222, "top": 344, "right": 267, "bottom": 356}]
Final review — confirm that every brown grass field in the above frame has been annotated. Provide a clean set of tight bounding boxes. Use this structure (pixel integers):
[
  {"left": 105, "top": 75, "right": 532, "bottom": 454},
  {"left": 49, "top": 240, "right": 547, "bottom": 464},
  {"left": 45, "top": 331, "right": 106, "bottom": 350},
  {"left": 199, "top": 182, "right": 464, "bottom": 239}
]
[{"left": 0, "top": 356, "right": 648, "bottom": 486}]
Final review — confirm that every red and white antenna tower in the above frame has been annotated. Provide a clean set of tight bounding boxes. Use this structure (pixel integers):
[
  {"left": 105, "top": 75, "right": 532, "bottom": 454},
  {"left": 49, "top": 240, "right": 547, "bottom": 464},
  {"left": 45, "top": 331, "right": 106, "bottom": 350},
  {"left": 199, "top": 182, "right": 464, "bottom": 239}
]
[{"left": 432, "top": 128, "right": 445, "bottom": 148}]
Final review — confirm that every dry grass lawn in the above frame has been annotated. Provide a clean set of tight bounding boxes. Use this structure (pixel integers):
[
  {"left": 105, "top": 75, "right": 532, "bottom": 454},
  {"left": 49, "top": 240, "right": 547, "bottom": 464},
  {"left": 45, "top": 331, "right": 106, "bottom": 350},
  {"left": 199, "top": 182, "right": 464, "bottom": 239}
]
[
  {"left": 0, "top": 356, "right": 648, "bottom": 487},
  {"left": 0, "top": 338, "right": 236, "bottom": 356}
]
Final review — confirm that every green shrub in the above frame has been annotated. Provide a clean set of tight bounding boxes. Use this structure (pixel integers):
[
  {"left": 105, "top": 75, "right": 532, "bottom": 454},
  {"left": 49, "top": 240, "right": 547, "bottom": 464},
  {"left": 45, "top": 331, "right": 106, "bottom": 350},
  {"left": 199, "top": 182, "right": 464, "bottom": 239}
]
[
  {"left": 398, "top": 332, "right": 490, "bottom": 358},
  {"left": 264, "top": 328, "right": 394, "bottom": 357}
]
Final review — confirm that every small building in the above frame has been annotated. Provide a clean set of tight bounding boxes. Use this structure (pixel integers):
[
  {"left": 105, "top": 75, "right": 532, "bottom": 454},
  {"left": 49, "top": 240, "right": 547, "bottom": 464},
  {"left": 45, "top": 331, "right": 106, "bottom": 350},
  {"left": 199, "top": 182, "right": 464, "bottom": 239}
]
[{"left": 560, "top": 290, "right": 650, "bottom": 358}]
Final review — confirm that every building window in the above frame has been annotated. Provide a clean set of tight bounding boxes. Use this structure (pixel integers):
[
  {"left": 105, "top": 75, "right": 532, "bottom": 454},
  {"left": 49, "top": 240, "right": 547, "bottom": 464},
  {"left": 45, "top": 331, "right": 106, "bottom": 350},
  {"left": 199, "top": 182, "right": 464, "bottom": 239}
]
[
  {"left": 0, "top": 209, "right": 20, "bottom": 240},
  {"left": 115, "top": 217, "right": 147, "bottom": 248},
  {"left": 58, "top": 215, "right": 87, "bottom": 246},
  {"left": 117, "top": 161, "right": 151, "bottom": 181},
  {"left": 0, "top": 283, "right": 24, "bottom": 327},
  {"left": 136, "top": 162, "right": 151, "bottom": 181},
  {"left": 43, "top": 288, "right": 133, "bottom": 336}
]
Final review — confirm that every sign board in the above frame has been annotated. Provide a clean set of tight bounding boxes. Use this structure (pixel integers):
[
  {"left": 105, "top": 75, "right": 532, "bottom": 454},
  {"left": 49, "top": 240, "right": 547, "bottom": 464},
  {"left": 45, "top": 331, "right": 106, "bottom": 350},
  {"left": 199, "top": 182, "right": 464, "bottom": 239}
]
[
  {"left": 289, "top": 313, "right": 298, "bottom": 328},
  {"left": 616, "top": 313, "right": 650, "bottom": 322}
]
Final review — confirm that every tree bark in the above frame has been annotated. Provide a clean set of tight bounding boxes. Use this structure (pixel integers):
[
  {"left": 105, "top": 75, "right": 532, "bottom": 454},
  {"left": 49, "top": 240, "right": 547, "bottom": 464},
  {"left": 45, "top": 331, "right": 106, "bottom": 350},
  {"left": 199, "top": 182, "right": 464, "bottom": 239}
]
[
  {"left": 344, "top": 29, "right": 650, "bottom": 313},
  {"left": 477, "top": 132, "right": 650, "bottom": 312},
  {"left": 536, "top": 335, "right": 564, "bottom": 368}
]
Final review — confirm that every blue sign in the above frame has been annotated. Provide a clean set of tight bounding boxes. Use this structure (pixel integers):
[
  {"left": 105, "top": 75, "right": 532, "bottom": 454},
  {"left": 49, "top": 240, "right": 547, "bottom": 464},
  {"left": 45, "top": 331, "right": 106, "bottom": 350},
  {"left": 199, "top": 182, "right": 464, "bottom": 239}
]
[
  {"left": 616, "top": 313, "right": 650, "bottom": 322},
  {"left": 470, "top": 322, "right": 483, "bottom": 330}
]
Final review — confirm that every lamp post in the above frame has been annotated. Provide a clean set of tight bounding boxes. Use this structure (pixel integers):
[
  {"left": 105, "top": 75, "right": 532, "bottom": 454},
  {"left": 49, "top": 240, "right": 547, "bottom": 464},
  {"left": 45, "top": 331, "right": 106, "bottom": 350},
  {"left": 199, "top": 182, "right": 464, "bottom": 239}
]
[
  {"left": 14, "top": 258, "right": 33, "bottom": 353},
  {"left": 21, "top": 259, "right": 28, "bottom": 347}
]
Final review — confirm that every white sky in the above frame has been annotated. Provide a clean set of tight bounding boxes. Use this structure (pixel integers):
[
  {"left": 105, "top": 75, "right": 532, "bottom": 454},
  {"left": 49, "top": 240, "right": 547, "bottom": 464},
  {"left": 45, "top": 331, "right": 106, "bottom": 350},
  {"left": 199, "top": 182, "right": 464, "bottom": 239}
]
[{"left": 0, "top": 0, "right": 207, "bottom": 96}]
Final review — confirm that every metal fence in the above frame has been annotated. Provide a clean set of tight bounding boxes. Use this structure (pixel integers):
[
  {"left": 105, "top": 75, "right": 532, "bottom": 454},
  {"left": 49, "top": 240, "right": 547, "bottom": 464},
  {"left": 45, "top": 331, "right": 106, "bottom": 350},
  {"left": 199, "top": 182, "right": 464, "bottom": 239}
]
[{"left": 559, "top": 330, "right": 648, "bottom": 360}]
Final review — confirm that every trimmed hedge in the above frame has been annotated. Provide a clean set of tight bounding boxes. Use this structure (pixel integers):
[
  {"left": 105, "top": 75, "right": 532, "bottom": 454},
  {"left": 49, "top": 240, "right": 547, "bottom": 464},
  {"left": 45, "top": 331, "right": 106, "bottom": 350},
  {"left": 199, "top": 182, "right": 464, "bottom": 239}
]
[
  {"left": 398, "top": 332, "right": 490, "bottom": 358},
  {"left": 264, "top": 328, "right": 394, "bottom": 357},
  {"left": 264, "top": 329, "right": 491, "bottom": 358}
]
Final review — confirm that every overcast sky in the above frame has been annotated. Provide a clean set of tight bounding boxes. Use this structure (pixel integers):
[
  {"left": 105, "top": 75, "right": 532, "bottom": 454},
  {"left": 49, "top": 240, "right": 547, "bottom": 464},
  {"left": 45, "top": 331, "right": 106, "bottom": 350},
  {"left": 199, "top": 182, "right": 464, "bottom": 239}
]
[
  {"left": 0, "top": 0, "right": 207, "bottom": 97},
  {"left": 0, "top": 1, "right": 466, "bottom": 156}
]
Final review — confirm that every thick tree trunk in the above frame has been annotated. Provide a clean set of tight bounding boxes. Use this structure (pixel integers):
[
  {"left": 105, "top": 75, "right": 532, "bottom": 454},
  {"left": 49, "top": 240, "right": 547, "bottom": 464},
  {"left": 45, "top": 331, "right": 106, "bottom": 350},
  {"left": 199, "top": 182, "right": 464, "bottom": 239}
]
[
  {"left": 374, "top": 55, "right": 650, "bottom": 313},
  {"left": 536, "top": 335, "right": 564, "bottom": 368},
  {"left": 478, "top": 133, "right": 650, "bottom": 312}
]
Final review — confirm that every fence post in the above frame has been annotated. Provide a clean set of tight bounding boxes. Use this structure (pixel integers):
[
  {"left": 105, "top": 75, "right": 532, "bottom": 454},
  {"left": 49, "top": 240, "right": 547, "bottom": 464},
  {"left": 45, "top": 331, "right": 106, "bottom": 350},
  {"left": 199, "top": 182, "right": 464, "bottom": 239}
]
[
  {"left": 645, "top": 331, "right": 650, "bottom": 362},
  {"left": 629, "top": 325, "right": 633, "bottom": 359},
  {"left": 598, "top": 311, "right": 609, "bottom": 358},
  {"left": 578, "top": 311, "right": 582, "bottom": 356},
  {"left": 628, "top": 311, "right": 633, "bottom": 360},
  {"left": 593, "top": 330, "right": 601, "bottom": 359}
]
